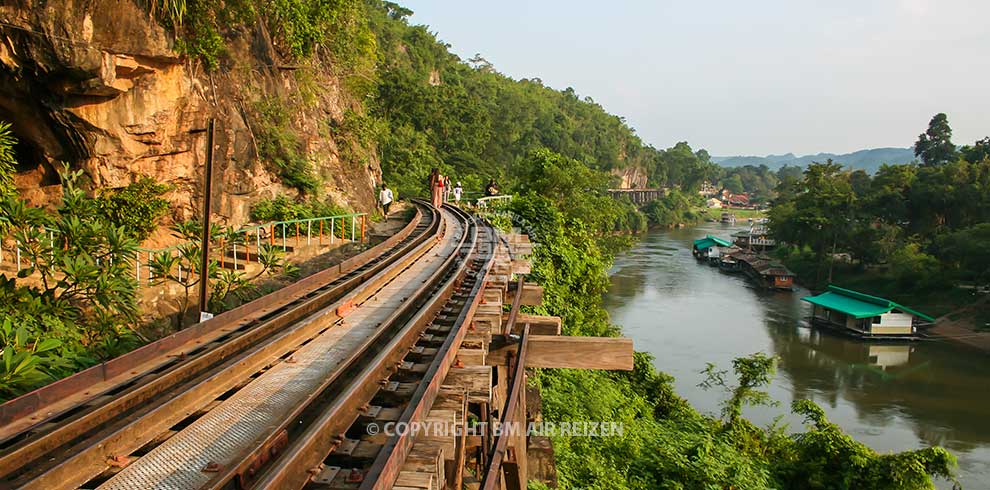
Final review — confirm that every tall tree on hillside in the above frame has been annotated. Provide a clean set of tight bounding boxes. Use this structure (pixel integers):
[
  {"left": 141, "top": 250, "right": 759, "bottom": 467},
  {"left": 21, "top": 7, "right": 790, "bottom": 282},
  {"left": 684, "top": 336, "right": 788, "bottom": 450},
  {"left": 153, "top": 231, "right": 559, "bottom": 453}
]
[{"left": 914, "top": 113, "right": 958, "bottom": 166}]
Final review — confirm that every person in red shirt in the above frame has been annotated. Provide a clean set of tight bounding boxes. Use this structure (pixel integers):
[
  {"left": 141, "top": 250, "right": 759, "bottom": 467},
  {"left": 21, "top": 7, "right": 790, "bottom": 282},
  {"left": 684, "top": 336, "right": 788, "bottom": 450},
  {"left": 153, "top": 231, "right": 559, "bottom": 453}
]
[{"left": 428, "top": 168, "right": 444, "bottom": 208}]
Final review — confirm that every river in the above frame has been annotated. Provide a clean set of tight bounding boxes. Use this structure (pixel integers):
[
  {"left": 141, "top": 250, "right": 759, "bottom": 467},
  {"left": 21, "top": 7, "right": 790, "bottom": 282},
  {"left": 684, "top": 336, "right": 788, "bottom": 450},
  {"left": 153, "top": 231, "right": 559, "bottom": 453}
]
[{"left": 604, "top": 222, "right": 990, "bottom": 489}]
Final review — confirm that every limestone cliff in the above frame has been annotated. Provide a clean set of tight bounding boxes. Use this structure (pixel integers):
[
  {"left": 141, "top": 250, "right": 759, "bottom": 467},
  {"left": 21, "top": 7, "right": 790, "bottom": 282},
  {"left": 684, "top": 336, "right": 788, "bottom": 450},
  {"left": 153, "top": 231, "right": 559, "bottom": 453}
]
[
  {"left": 0, "top": 0, "right": 381, "bottom": 245},
  {"left": 611, "top": 166, "right": 648, "bottom": 189}
]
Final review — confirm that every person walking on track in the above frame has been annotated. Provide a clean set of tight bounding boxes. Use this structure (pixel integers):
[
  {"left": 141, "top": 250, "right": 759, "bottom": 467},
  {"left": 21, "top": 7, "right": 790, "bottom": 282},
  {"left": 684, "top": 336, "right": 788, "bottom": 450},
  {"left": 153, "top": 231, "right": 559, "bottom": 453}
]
[
  {"left": 379, "top": 183, "right": 394, "bottom": 221},
  {"left": 429, "top": 168, "right": 444, "bottom": 208}
]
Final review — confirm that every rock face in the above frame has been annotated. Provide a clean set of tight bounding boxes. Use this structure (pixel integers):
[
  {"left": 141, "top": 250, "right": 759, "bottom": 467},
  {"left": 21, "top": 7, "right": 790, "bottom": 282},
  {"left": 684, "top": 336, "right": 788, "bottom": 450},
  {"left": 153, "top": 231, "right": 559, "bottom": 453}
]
[
  {"left": 0, "top": 0, "right": 381, "bottom": 246},
  {"left": 611, "top": 166, "right": 648, "bottom": 189}
]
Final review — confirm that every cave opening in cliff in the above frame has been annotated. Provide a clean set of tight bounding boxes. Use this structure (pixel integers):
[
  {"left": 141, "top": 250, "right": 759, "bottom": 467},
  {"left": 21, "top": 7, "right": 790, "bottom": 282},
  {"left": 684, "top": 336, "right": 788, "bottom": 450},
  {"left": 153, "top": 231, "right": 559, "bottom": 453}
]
[
  {"left": 12, "top": 134, "right": 59, "bottom": 186},
  {"left": 1, "top": 112, "right": 61, "bottom": 187}
]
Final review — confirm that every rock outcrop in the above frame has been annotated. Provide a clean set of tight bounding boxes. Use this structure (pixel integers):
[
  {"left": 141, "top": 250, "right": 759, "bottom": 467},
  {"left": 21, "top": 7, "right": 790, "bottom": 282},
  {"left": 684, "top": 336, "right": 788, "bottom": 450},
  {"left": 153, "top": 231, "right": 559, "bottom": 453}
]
[
  {"left": 611, "top": 166, "right": 648, "bottom": 189},
  {"left": 0, "top": 0, "right": 381, "bottom": 246}
]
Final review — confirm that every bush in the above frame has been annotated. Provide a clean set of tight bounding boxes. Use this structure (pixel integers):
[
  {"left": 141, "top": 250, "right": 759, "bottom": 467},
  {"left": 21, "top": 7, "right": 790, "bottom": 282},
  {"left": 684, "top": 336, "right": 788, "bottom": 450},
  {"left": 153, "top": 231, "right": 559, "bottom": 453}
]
[
  {"left": 250, "top": 195, "right": 357, "bottom": 239},
  {"left": 643, "top": 189, "right": 700, "bottom": 227},
  {"left": 254, "top": 97, "right": 319, "bottom": 193},
  {"left": 0, "top": 168, "right": 142, "bottom": 400},
  {"left": 97, "top": 177, "right": 171, "bottom": 241}
]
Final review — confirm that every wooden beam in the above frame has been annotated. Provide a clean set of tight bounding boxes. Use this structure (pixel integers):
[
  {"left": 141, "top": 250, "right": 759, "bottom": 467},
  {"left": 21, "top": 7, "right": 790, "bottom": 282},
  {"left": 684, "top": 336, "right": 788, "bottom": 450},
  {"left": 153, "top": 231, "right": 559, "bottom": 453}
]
[
  {"left": 506, "top": 282, "right": 543, "bottom": 306},
  {"left": 488, "top": 336, "right": 633, "bottom": 370},
  {"left": 510, "top": 259, "right": 531, "bottom": 275},
  {"left": 441, "top": 366, "right": 492, "bottom": 404},
  {"left": 506, "top": 314, "right": 561, "bottom": 336}
]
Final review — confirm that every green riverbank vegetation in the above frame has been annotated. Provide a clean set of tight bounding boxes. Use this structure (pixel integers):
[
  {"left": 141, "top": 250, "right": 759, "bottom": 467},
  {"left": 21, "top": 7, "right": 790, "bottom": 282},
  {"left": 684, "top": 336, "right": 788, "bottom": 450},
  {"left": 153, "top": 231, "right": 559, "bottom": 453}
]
[
  {"left": 0, "top": 1, "right": 967, "bottom": 487},
  {"left": 769, "top": 114, "right": 990, "bottom": 316},
  {"left": 496, "top": 149, "right": 957, "bottom": 490}
]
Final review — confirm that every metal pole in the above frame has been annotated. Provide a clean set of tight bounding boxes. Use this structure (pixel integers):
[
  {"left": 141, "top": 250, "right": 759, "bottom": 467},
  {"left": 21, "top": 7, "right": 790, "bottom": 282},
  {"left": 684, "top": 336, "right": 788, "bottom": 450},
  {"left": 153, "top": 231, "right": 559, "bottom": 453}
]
[
  {"left": 330, "top": 219, "right": 335, "bottom": 244},
  {"left": 307, "top": 221, "right": 311, "bottom": 246},
  {"left": 282, "top": 223, "right": 286, "bottom": 251},
  {"left": 256, "top": 229, "right": 262, "bottom": 260},
  {"left": 351, "top": 215, "right": 355, "bottom": 241},
  {"left": 233, "top": 243, "right": 238, "bottom": 270},
  {"left": 16, "top": 241, "right": 21, "bottom": 271},
  {"left": 197, "top": 118, "right": 216, "bottom": 318}
]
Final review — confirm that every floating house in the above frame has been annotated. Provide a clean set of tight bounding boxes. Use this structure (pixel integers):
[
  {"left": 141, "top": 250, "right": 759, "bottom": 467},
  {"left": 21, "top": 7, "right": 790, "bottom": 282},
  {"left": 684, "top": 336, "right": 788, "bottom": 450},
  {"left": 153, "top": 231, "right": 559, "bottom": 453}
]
[
  {"left": 726, "top": 251, "right": 795, "bottom": 289},
  {"left": 731, "top": 223, "right": 776, "bottom": 251},
  {"left": 802, "top": 285, "right": 935, "bottom": 339},
  {"left": 692, "top": 235, "right": 733, "bottom": 261}
]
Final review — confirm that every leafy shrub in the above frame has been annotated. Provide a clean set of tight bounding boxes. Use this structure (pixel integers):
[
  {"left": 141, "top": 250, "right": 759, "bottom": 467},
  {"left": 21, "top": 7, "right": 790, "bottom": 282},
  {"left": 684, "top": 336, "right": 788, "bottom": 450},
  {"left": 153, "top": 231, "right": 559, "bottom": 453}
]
[
  {"left": 97, "top": 177, "right": 171, "bottom": 241},
  {"left": 0, "top": 167, "right": 142, "bottom": 400},
  {"left": 250, "top": 195, "right": 356, "bottom": 239},
  {"left": 642, "top": 189, "right": 701, "bottom": 228},
  {"left": 0, "top": 121, "right": 16, "bottom": 196},
  {"left": 254, "top": 97, "right": 319, "bottom": 193},
  {"left": 250, "top": 195, "right": 348, "bottom": 222}
]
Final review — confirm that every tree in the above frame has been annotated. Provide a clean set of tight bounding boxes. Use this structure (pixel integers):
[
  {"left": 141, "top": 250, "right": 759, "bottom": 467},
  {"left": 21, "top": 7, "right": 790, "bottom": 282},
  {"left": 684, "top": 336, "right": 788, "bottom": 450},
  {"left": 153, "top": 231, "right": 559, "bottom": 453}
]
[
  {"left": 0, "top": 167, "right": 143, "bottom": 399},
  {"left": 936, "top": 223, "right": 990, "bottom": 283},
  {"left": 961, "top": 136, "right": 990, "bottom": 163},
  {"left": 914, "top": 113, "right": 957, "bottom": 166},
  {"left": 97, "top": 177, "right": 172, "bottom": 241}
]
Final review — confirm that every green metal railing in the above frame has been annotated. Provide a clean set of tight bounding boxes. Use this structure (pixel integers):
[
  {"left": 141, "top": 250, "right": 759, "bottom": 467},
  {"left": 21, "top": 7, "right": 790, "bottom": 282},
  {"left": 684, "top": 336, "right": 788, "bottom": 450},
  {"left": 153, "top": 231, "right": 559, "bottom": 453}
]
[
  {"left": 476, "top": 195, "right": 512, "bottom": 208},
  {"left": 2, "top": 213, "right": 367, "bottom": 288}
]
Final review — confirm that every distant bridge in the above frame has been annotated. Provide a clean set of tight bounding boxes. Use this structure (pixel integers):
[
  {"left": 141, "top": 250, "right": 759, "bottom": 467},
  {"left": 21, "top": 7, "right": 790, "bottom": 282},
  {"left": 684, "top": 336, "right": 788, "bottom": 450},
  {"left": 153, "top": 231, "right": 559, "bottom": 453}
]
[{"left": 607, "top": 188, "right": 666, "bottom": 205}]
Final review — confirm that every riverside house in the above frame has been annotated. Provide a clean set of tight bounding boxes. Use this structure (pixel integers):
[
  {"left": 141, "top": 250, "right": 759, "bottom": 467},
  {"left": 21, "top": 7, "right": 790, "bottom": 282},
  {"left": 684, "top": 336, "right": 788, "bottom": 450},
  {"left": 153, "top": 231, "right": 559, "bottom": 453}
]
[
  {"left": 802, "top": 285, "right": 935, "bottom": 339},
  {"left": 692, "top": 235, "right": 733, "bottom": 261}
]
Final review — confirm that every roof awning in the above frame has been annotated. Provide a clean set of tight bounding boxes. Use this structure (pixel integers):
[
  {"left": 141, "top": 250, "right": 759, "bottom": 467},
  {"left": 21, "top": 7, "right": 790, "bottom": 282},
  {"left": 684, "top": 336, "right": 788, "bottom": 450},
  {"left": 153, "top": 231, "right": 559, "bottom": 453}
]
[
  {"left": 801, "top": 285, "right": 934, "bottom": 321},
  {"left": 693, "top": 235, "right": 732, "bottom": 249}
]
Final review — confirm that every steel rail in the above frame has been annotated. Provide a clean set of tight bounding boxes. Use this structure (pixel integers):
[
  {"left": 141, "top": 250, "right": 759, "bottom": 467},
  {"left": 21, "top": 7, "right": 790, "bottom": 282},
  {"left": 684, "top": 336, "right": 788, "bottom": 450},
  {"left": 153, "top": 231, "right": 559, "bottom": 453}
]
[
  {"left": 480, "top": 277, "right": 528, "bottom": 490},
  {"left": 191, "top": 204, "right": 468, "bottom": 489},
  {"left": 0, "top": 205, "right": 441, "bottom": 489},
  {"left": 242, "top": 204, "right": 485, "bottom": 490},
  {"left": 359, "top": 208, "right": 499, "bottom": 490}
]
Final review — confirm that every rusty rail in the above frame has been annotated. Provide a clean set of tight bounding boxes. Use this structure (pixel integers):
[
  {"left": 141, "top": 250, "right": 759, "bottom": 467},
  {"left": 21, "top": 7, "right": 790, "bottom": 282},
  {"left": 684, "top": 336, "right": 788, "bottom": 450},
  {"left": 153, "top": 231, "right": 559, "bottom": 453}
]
[
  {"left": 359, "top": 207, "right": 498, "bottom": 490},
  {"left": 480, "top": 277, "right": 528, "bottom": 490},
  {"left": 0, "top": 204, "right": 441, "bottom": 489},
  {"left": 241, "top": 204, "right": 492, "bottom": 490}
]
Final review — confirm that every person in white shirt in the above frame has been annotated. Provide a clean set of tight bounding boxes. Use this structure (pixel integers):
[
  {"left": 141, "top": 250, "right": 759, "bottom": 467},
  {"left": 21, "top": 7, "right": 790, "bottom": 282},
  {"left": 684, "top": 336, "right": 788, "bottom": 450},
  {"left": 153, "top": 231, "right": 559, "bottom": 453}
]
[
  {"left": 453, "top": 181, "right": 463, "bottom": 204},
  {"left": 379, "top": 183, "right": 394, "bottom": 221}
]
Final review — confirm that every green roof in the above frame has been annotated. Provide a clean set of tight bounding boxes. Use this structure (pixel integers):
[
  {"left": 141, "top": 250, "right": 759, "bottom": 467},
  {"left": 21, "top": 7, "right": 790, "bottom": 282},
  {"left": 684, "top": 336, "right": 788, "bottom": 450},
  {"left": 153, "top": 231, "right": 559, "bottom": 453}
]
[
  {"left": 801, "top": 285, "right": 934, "bottom": 321},
  {"left": 693, "top": 235, "right": 733, "bottom": 250}
]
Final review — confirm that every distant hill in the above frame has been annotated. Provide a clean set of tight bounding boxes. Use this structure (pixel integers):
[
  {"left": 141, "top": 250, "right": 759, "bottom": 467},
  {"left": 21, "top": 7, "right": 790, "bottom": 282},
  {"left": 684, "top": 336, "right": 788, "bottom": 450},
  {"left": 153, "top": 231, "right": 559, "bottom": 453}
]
[{"left": 713, "top": 148, "right": 916, "bottom": 174}]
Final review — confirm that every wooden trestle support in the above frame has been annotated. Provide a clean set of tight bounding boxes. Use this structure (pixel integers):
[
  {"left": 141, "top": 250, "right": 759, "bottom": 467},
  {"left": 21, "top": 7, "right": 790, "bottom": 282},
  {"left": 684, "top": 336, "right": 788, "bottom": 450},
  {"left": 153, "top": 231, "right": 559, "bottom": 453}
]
[{"left": 390, "top": 232, "right": 634, "bottom": 490}]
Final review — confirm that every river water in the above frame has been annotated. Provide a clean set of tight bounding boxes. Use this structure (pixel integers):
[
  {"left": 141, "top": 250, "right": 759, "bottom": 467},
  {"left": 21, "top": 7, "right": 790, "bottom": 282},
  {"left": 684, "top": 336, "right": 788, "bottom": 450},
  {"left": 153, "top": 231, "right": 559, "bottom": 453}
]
[{"left": 604, "top": 222, "right": 990, "bottom": 489}]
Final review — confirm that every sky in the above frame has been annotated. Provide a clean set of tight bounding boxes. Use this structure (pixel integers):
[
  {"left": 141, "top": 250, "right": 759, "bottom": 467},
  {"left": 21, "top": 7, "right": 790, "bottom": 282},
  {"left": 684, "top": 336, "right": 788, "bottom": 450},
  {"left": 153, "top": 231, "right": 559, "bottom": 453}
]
[{"left": 399, "top": 0, "right": 990, "bottom": 156}]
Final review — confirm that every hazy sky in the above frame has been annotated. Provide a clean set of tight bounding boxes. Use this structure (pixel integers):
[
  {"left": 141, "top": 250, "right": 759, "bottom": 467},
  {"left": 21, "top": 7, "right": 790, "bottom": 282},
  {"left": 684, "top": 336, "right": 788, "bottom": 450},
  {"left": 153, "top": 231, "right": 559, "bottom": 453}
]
[{"left": 400, "top": 0, "right": 989, "bottom": 156}]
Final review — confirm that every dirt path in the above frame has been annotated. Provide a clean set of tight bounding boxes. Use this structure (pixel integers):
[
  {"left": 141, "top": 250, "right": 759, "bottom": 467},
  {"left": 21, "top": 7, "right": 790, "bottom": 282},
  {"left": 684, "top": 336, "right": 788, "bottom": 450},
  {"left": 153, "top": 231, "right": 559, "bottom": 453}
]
[{"left": 929, "top": 296, "right": 990, "bottom": 353}]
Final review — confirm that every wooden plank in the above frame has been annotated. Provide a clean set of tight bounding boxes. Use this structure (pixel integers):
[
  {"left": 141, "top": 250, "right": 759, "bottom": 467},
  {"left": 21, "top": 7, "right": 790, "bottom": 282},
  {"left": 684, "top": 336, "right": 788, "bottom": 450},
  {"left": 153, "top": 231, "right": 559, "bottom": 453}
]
[
  {"left": 489, "top": 336, "right": 633, "bottom": 370},
  {"left": 527, "top": 436, "right": 557, "bottom": 487},
  {"left": 520, "top": 283, "right": 542, "bottom": 306},
  {"left": 441, "top": 366, "right": 492, "bottom": 404},
  {"left": 482, "top": 288, "right": 503, "bottom": 304},
  {"left": 510, "top": 259, "right": 531, "bottom": 275},
  {"left": 394, "top": 470, "right": 434, "bottom": 489},
  {"left": 457, "top": 348, "right": 486, "bottom": 366},
  {"left": 506, "top": 282, "right": 543, "bottom": 306},
  {"left": 405, "top": 442, "right": 444, "bottom": 488},
  {"left": 508, "top": 314, "right": 561, "bottom": 336}
]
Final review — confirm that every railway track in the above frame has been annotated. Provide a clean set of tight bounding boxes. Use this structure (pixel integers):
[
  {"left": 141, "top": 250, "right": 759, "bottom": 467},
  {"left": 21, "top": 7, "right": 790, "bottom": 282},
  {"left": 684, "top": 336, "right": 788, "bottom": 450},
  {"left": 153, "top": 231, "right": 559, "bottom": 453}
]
[{"left": 0, "top": 202, "right": 499, "bottom": 490}]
